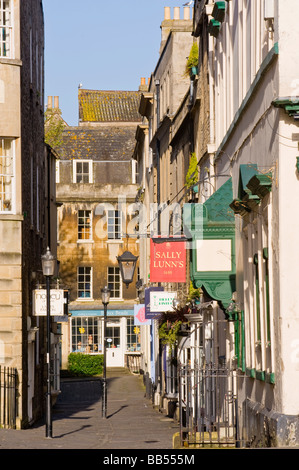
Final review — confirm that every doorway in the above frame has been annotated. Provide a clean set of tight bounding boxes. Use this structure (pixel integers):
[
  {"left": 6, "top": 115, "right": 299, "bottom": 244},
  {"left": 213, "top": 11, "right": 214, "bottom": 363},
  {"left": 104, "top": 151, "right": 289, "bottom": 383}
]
[{"left": 106, "top": 320, "right": 123, "bottom": 367}]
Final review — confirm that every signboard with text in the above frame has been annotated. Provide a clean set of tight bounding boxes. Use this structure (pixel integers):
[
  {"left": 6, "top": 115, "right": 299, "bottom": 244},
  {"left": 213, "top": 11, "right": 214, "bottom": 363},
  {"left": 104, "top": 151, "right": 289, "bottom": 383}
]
[
  {"left": 149, "top": 291, "right": 177, "bottom": 313},
  {"left": 33, "top": 289, "right": 65, "bottom": 316},
  {"left": 144, "top": 287, "right": 163, "bottom": 319},
  {"left": 150, "top": 239, "right": 186, "bottom": 282}
]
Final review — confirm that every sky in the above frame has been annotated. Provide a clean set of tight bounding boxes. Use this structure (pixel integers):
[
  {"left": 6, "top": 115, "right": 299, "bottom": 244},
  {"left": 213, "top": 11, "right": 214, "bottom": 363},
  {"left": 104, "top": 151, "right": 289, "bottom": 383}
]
[{"left": 43, "top": 0, "right": 193, "bottom": 126}]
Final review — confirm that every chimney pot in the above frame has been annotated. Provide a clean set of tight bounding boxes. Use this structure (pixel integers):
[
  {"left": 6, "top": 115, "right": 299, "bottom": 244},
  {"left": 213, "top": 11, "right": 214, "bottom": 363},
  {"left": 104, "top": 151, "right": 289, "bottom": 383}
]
[
  {"left": 183, "top": 6, "right": 190, "bottom": 20},
  {"left": 47, "top": 96, "right": 53, "bottom": 109},
  {"left": 164, "top": 7, "right": 171, "bottom": 20},
  {"left": 174, "top": 7, "right": 180, "bottom": 20},
  {"left": 54, "top": 96, "right": 59, "bottom": 109}
]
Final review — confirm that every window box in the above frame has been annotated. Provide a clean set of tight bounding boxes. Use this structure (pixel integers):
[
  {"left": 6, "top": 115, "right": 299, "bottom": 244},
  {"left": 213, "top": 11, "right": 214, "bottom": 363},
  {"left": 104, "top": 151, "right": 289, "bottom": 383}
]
[
  {"left": 212, "top": 1, "right": 226, "bottom": 23},
  {"left": 208, "top": 19, "right": 221, "bottom": 37}
]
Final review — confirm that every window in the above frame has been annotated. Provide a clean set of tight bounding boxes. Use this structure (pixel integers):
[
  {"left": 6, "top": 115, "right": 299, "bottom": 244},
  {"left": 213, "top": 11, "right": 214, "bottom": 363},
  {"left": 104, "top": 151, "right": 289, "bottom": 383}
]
[
  {"left": 78, "top": 210, "right": 92, "bottom": 241},
  {"left": 77, "top": 266, "right": 92, "bottom": 300},
  {"left": 107, "top": 209, "right": 121, "bottom": 239},
  {"left": 73, "top": 160, "right": 93, "bottom": 184},
  {"left": 126, "top": 317, "right": 141, "bottom": 352},
  {"left": 0, "top": 138, "right": 15, "bottom": 213},
  {"left": 71, "top": 316, "right": 103, "bottom": 354},
  {"left": 108, "top": 266, "right": 122, "bottom": 299},
  {"left": 0, "top": 1, "right": 12, "bottom": 59},
  {"left": 106, "top": 322, "right": 121, "bottom": 349}
]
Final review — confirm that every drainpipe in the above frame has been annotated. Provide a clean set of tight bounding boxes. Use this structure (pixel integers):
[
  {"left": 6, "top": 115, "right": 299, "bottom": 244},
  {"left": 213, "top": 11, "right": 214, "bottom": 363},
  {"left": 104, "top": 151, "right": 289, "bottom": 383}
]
[{"left": 207, "top": 6, "right": 216, "bottom": 194}]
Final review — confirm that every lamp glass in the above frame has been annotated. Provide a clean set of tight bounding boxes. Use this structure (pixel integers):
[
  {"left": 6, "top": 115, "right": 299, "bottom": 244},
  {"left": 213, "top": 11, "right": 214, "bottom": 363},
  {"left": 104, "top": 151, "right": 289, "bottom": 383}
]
[
  {"left": 117, "top": 251, "right": 138, "bottom": 286},
  {"left": 101, "top": 286, "right": 111, "bottom": 305},
  {"left": 41, "top": 247, "right": 55, "bottom": 277}
]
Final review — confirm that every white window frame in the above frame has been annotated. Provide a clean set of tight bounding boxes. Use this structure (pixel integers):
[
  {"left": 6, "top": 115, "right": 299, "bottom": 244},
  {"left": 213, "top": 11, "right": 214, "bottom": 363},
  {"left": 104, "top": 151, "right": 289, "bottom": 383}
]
[
  {"left": 77, "top": 209, "right": 93, "bottom": 242},
  {"left": 73, "top": 160, "right": 93, "bottom": 184},
  {"left": 0, "top": 0, "right": 13, "bottom": 59},
  {"left": 77, "top": 266, "right": 93, "bottom": 301},
  {"left": 0, "top": 137, "right": 15, "bottom": 214},
  {"left": 107, "top": 266, "right": 123, "bottom": 300},
  {"left": 107, "top": 209, "right": 122, "bottom": 240}
]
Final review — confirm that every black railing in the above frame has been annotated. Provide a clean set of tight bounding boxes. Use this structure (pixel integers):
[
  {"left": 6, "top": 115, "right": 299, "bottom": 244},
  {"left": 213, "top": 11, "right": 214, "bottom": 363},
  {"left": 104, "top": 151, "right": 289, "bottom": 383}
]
[{"left": 0, "top": 367, "right": 18, "bottom": 429}]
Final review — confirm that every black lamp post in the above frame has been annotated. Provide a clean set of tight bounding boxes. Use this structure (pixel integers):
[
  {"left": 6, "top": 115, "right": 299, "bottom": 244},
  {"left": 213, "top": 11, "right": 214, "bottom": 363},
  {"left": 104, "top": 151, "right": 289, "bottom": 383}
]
[
  {"left": 41, "top": 247, "right": 55, "bottom": 439},
  {"left": 101, "top": 286, "right": 111, "bottom": 418},
  {"left": 117, "top": 251, "right": 138, "bottom": 288}
]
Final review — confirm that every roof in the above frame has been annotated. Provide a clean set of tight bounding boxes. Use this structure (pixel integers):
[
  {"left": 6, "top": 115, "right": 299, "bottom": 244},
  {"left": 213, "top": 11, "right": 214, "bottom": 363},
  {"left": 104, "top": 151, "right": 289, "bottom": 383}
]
[
  {"left": 78, "top": 89, "right": 142, "bottom": 123},
  {"left": 60, "top": 126, "right": 137, "bottom": 161}
]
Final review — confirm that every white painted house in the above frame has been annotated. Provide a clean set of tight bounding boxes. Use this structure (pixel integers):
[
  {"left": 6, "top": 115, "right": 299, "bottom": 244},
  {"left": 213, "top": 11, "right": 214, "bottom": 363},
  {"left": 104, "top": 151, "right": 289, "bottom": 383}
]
[{"left": 208, "top": 0, "right": 299, "bottom": 446}]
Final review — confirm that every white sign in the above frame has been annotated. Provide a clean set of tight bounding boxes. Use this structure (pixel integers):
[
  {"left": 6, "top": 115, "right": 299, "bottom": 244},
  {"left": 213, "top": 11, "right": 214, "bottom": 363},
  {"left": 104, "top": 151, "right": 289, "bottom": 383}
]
[
  {"left": 33, "top": 289, "right": 65, "bottom": 316},
  {"left": 150, "top": 291, "right": 177, "bottom": 312},
  {"left": 196, "top": 239, "right": 232, "bottom": 272}
]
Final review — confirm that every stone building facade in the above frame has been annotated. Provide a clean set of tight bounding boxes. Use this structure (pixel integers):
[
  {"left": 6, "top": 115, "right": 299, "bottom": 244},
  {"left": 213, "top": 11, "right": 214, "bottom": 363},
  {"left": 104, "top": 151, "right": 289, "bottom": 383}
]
[
  {"left": 0, "top": 0, "right": 57, "bottom": 429},
  {"left": 56, "top": 87, "right": 142, "bottom": 370}
]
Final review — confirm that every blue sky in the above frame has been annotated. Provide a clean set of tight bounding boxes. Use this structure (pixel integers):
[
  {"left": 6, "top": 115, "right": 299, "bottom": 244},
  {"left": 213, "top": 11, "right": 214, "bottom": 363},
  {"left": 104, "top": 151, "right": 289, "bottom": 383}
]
[{"left": 43, "top": 0, "right": 192, "bottom": 126}]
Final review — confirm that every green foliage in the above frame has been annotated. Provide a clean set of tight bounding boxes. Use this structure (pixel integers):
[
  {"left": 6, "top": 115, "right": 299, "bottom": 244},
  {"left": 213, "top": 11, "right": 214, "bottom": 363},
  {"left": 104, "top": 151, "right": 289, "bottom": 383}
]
[
  {"left": 159, "top": 320, "right": 182, "bottom": 351},
  {"left": 44, "top": 108, "right": 65, "bottom": 150},
  {"left": 186, "top": 152, "right": 198, "bottom": 188},
  {"left": 188, "top": 280, "right": 202, "bottom": 301},
  {"left": 185, "top": 42, "right": 199, "bottom": 76},
  {"left": 67, "top": 353, "right": 104, "bottom": 377}
]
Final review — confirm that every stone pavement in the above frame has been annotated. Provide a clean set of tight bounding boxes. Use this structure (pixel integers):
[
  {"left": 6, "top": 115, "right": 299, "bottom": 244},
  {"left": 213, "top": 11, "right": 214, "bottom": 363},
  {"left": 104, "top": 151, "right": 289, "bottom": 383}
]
[{"left": 0, "top": 368, "right": 181, "bottom": 451}]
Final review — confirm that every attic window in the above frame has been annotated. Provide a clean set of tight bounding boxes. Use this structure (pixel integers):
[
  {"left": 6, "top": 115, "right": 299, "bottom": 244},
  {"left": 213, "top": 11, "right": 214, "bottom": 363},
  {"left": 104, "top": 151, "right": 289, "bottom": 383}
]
[{"left": 73, "top": 160, "right": 93, "bottom": 184}]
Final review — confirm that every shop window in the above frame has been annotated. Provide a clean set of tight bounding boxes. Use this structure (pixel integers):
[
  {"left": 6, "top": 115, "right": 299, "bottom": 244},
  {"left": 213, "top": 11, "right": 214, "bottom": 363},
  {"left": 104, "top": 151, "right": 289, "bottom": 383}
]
[
  {"left": 126, "top": 317, "right": 141, "bottom": 352},
  {"left": 71, "top": 316, "right": 103, "bottom": 354}
]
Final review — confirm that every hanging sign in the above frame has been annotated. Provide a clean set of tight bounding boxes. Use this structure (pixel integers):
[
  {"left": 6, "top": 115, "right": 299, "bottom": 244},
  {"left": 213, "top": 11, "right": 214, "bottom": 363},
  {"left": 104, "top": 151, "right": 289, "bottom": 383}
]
[
  {"left": 150, "top": 239, "right": 186, "bottom": 282},
  {"left": 144, "top": 287, "right": 163, "bottom": 319},
  {"left": 33, "top": 289, "right": 66, "bottom": 316},
  {"left": 134, "top": 304, "right": 150, "bottom": 325},
  {"left": 150, "top": 291, "right": 177, "bottom": 313}
]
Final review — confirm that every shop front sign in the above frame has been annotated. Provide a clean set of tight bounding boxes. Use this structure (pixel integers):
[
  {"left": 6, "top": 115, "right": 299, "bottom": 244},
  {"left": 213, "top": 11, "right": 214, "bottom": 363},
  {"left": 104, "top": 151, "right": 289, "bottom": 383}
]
[{"left": 150, "top": 239, "right": 186, "bottom": 282}]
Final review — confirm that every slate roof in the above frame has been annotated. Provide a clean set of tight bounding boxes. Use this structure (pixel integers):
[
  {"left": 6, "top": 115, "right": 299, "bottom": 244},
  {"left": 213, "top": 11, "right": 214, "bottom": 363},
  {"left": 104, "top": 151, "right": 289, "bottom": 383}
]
[
  {"left": 78, "top": 89, "right": 142, "bottom": 123},
  {"left": 60, "top": 126, "right": 137, "bottom": 161}
]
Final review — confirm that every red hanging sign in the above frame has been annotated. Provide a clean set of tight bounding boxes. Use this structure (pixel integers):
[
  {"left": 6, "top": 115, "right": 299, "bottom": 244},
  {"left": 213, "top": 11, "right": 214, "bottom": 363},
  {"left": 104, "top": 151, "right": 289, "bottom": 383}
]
[{"left": 150, "top": 239, "right": 186, "bottom": 283}]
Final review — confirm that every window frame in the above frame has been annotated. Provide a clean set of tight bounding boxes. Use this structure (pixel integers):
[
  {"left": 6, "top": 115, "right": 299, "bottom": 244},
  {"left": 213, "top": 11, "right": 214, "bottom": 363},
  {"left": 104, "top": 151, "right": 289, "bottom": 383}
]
[
  {"left": 77, "top": 209, "right": 93, "bottom": 242},
  {"left": 71, "top": 316, "right": 103, "bottom": 354},
  {"left": 0, "top": 0, "right": 13, "bottom": 59},
  {"left": 77, "top": 266, "right": 93, "bottom": 301},
  {"left": 72, "top": 159, "right": 93, "bottom": 184},
  {"left": 107, "top": 209, "right": 122, "bottom": 240},
  {"left": 107, "top": 266, "right": 122, "bottom": 300},
  {"left": 0, "top": 137, "right": 15, "bottom": 214},
  {"left": 126, "top": 317, "right": 141, "bottom": 352}
]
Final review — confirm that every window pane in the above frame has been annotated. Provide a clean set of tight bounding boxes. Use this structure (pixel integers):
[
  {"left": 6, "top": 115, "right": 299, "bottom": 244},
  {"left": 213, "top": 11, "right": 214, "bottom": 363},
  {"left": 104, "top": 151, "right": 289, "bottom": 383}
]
[
  {"left": 0, "top": 138, "right": 13, "bottom": 212},
  {"left": 71, "top": 316, "right": 103, "bottom": 354},
  {"left": 77, "top": 267, "right": 92, "bottom": 299},
  {"left": 107, "top": 266, "right": 121, "bottom": 299}
]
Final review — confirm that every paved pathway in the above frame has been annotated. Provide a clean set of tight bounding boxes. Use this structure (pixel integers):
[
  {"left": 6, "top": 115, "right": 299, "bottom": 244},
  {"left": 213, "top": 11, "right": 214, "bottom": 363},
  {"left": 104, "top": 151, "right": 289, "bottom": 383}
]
[{"left": 0, "top": 368, "right": 180, "bottom": 450}]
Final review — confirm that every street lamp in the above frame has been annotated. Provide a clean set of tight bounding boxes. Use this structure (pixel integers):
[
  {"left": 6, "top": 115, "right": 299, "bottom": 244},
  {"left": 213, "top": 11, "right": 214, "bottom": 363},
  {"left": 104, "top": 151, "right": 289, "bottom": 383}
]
[
  {"left": 41, "top": 247, "right": 55, "bottom": 439},
  {"left": 117, "top": 251, "right": 138, "bottom": 288},
  {"left": 101, "top": 286, "right": 111, "bottom": 418}
]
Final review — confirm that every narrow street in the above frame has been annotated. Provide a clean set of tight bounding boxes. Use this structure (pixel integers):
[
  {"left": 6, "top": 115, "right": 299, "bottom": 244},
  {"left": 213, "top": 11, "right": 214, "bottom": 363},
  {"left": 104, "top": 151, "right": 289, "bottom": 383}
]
[{"left": 0, "top": 368, "right": 180, "bottom": 450}]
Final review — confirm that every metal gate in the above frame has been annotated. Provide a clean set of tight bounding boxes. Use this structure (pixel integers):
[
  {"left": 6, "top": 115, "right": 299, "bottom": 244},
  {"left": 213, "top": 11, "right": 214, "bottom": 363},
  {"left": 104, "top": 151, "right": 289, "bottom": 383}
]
[
  {"left": 0, "top": 367, "right": 18, "bottom": 429},
  {"left": 179, "top": 363, "right": 239, "bottom": 448}
]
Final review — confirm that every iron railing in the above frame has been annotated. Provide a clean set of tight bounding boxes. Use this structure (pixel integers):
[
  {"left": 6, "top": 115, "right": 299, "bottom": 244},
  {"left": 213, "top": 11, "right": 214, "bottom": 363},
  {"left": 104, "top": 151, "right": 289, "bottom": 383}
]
[
  {"left": 0, "top": 367, "right": 18, "bottom": 429},
  {"left": 179, "top": 363, "right": 239, "bottom": 448}
]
